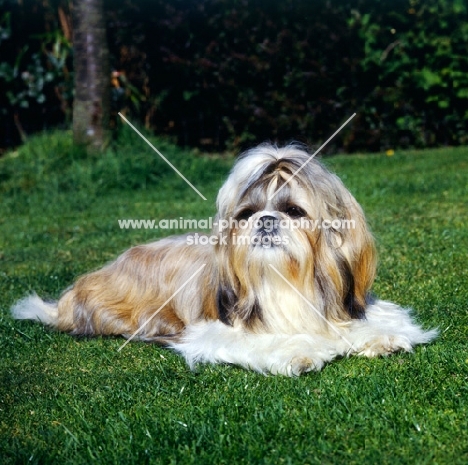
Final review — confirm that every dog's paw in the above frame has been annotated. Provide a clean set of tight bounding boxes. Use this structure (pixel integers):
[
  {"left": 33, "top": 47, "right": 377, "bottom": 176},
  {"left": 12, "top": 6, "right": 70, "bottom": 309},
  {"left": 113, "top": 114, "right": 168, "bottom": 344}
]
[
  {"left": 287, "top": 356, "right": 317, "bottom": 376},
  {"left": 270, "top": 355, "right": 325, "bottom": 377},
  {"left": 359, "top": 335, "right": 413, "bottom": 357},
  {"left": 287, "top": 357, "right": 323, "bottom": 376},
  {"left": 269, "top": 358, "right": 312, "bottom": 377},
  {"left": 260, "top": 335, "right": 336, "bottom": 376}
]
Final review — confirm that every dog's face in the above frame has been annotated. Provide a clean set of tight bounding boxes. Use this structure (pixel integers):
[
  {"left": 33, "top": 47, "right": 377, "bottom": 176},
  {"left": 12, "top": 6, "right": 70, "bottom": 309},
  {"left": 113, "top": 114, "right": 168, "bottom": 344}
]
[{"left": 213, "top": 144, "right": 377, "bottom": 333}]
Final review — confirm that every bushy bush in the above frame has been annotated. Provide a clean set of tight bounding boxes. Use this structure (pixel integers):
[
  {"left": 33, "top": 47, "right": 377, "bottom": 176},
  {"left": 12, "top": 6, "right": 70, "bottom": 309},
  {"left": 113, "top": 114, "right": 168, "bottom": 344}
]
[
  {"left": 350, "top": 0, "right": 468, "bottom": 148},
  {"left": 0, "top": 0, "right": 73, "bottom": 150},
  {"left": 1, "top": 0, "right": 467, "bottom": 153}
]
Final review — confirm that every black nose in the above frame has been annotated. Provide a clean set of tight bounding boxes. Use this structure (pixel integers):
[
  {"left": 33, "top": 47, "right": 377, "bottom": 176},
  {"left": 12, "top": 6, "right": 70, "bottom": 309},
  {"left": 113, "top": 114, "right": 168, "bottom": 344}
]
[
  {"left": 257, "top": 215, "right": 279, "bottom": 233},
  {"left": 259, "top": 215, "right": 277, "bottom": 223}
]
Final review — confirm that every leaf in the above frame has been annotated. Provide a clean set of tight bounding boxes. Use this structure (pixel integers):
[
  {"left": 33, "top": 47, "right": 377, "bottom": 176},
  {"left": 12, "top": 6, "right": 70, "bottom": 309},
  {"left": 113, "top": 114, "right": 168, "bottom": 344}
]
[
  {"left": 418, "top": 68, "right": 442, "bottom": 90},
  {"left": 456, "top": 88, "right": 468, "bottom": 99},
  {"left": 45, "top": 72, "right": 55, "bottom": 82}
]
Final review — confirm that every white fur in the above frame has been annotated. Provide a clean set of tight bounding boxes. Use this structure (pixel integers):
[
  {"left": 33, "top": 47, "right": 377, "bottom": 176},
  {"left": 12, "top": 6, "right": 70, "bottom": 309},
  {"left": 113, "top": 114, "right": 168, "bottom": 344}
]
[
  {"left": 11, "top": 294, "right": 58, "bottom": 326},
  {"left": 171, "top": 300, "right": 437, "bottom": 376},
  {"left": 341, "top": 300, "right": 439, "bottom": 357},
  {"left": 170, "top": 321, "right": 337, "bottom": 376},
  {"left": 12, "top": 294, "right": 436, "bottom": 376}
]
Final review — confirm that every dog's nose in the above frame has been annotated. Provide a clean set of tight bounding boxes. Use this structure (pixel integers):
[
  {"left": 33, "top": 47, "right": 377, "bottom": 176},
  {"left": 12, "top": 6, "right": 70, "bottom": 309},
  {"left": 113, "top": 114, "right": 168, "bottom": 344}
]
[
  {"left": 259, "top": 215, "right": 277, "bottom": 223},
  {"left": 257, "top": 215, "right": 279, "bottom": 232}
]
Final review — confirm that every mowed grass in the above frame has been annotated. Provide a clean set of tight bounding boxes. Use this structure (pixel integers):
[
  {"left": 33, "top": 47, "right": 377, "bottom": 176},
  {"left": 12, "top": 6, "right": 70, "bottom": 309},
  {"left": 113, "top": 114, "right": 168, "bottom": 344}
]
[{"left": 0, "top": 130, "right": 467, "bottom": 464}]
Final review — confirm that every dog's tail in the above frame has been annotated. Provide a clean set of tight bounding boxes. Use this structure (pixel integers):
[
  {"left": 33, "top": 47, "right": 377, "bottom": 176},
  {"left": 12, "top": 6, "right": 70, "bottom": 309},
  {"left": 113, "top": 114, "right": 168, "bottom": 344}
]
[{"left": 11, "top": 293, "right": 59, "bottom": 326}]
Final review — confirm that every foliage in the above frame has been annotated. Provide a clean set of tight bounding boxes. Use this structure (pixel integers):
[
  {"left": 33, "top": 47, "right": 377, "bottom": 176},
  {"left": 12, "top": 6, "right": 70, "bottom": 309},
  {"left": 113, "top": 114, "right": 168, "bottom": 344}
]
[
  {"left": 103, "top": 0, "right": 468, "bottom": 151},
  {"left": 1, "top": 34, "right": 72, "bottom": 112},
  {"left": 0, "top": 128, "right": 228, "bottom": 201},
  {"left": 350, "top": 0, "right": 468, "bottom": 148},
  {"left": 0, "top": 1, "right": 73, "bottom": 149},
  {"left": 0, "top": 131, "right": 467, "bottom": 463},
  {"left": 1, "top": 0, "right": 468, "bottom": 152},
  {"left": 107, "top": 0, "right": 366, "bottom": 151}
]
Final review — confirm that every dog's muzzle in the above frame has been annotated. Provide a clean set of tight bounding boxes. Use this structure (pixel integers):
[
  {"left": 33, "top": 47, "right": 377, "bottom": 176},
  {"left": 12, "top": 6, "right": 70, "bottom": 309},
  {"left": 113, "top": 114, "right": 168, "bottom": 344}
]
[{"left": 253, "top": 215, "right": 281, "bottom": 248}]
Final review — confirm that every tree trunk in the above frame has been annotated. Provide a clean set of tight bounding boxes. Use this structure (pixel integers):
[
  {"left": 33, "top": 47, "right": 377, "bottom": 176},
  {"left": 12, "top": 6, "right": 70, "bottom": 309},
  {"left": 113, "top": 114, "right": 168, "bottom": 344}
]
[{"left": 72, "top": 0, "right": 110, "bottom": 152}]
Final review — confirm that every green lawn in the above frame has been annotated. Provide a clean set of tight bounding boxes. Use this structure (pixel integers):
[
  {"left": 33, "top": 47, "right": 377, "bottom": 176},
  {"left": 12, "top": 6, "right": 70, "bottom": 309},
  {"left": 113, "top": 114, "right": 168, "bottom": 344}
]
[{"left": 0, "top": 131, "right": 467, "bottom": 464}]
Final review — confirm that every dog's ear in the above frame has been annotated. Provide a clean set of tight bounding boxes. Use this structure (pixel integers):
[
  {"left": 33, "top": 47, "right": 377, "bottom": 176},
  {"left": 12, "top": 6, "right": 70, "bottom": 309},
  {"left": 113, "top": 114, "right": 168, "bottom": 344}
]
[
  {"left": 340, "top": 258, "right": 366, "bottom": 319},
  {"left": 333, "top": 195, "right": 377, "bottom": 319},
  {"left": 216, "top": 283, "right": 237, "bottom": 325},
  {"left": 314, "top": 243, "right": 368, "bottom": 321},
  {"left": 319, "top": 213, "right": 376, "bottom": 320},
  {"left": 338, "top": 224, "right": 376, "bottom": 319},
  {"left": 349, "top": 228, "right": 376, "bottom": 317},
  {"left": 216, "top": 280, "right": 264, "bottom": 328}
]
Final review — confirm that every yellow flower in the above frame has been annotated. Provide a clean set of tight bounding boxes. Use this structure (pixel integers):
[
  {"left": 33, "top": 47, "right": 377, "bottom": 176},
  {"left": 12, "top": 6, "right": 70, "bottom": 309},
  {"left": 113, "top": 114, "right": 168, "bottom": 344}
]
[{"left": 386, "top": 149, "right": 395, "bottom": 156}]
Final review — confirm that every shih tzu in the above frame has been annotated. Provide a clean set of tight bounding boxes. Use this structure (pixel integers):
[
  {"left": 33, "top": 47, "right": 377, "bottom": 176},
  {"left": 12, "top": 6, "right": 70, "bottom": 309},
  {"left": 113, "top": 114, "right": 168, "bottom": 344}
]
[{"left": 11, "top": 144, "right": 437, "bottom": 376}]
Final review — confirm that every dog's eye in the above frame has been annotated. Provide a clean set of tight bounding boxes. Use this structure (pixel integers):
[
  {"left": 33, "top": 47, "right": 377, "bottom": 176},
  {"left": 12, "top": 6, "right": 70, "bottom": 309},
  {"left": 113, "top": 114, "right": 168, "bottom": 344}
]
[
  {"left": 285, "top": 206, "right": 306, "bottom": 218},
  {"left": 237, "top": 209, "right": 255, "bottom": 221}
]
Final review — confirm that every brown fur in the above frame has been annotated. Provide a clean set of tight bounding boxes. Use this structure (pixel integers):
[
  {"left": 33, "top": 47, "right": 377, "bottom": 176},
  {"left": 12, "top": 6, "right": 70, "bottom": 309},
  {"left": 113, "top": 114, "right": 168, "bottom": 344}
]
[{"left": 56, "top": 237, "right": 217, "bottom": 342}]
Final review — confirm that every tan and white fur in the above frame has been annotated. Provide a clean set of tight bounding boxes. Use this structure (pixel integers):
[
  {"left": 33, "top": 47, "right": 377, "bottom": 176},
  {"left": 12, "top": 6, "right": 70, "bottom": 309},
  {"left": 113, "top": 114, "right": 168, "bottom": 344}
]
[{"left": 11, "top": 144, "right": 437, "bottom": 376}]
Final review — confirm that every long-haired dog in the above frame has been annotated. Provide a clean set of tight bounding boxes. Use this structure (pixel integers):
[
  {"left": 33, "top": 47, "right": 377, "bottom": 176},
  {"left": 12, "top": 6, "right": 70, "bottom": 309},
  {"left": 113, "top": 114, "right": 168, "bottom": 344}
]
[{"left": 12, "top": 144, "right": 437, "bottom": 376}]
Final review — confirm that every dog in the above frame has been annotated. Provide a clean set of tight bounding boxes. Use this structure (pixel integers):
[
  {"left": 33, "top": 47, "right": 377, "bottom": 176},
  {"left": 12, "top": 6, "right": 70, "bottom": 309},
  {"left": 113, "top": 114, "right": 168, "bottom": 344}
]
[{"left": 11, "top": 143, "right": 437, "bottom": 376}]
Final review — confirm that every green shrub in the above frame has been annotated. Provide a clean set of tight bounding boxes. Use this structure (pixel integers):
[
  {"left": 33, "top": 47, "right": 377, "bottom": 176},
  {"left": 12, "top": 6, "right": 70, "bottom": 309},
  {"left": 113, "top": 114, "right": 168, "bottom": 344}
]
[
  {"left": 1, "top": 0, "right": 467, "bottom": 152},
  {"left": 0, "top": 129, "right": 230, "bottom": 201}
]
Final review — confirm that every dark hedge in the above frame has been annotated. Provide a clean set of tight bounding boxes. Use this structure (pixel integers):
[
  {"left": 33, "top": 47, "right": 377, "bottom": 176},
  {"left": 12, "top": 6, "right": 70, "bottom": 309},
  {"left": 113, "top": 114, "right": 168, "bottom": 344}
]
[{"left": 1, "top": 0, "right": 467, "bottom": 152}]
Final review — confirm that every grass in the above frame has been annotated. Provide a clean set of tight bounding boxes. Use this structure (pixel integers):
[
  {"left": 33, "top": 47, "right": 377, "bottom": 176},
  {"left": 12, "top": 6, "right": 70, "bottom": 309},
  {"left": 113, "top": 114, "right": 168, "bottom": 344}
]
[{"left": 0, "top": 130, "right": 467, "bottom": 464}]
